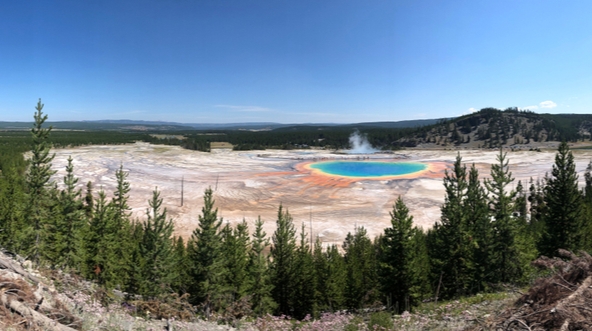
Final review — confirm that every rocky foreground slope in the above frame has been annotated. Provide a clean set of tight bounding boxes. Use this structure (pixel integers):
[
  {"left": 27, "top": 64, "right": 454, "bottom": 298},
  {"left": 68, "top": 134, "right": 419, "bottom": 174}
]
[{"left": 1, "top": 247, "right": 589, "bottom": 331}]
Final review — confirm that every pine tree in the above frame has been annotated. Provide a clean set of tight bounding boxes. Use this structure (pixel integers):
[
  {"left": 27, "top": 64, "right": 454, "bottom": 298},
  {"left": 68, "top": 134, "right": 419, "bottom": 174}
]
[
  {"left": 407, "top": 228, "right": 431, "bottom": 305},
  {"left": 26, "top": 99, "right": 56, "bottom": 263},
  {"left": 465, "top": 164, "right": 492, "bottom": 292},
  {"left": 0, "top": 166, "right": 27, "bottom": 251},
  {"left": 171, "top": 236, "right": 191, "bottom": 294},
  {"left": 248, "top": 217, "right": 276, "bottom": 316},
  {"left": 291, "top": 223, "right": 316, "bottom": 319},
  {"left": 322, "top": 244, "right": 346, "bottom": 311},
  {"left": 84, "top": 190, "right": 118, "bottom": 287},
  {"left": 431, "top": 154, "right": 473, "bottom": 298},
  {"left": 188, "top": 187, "right": 226, "bottom": 318},
  {"left": 112, "top": 164, "right": 131, "bottom": 219},
  {"left": 484, "top": 148, "right": 520, "bottom": 283},
  {"left": 513, "top": 180, "right": 539, "bottom": 282},
  {"left": 84, "top": 181, "right": 94, "bottom": 218},
  {"left": 343, "top": 226, "right": 379, "bottom": 311},
  {"left": 221, "top": 220, "right": 251, "bottom": 307},
  {"left": 581, "top": 162, "right": 592, "bottom": 251},
  {"left": 312, "top": 238, "right": 328, "bottom": 312},
  {"left": 270, "top": 205, "right": 297, "bottom": 316},
  {"left": 125, "top": 220, "right": 146, "bottom": 296},
  {"left": 540, "top": 142, "right": 584, "bottom": 256},
  {"left": 140, "top": 188, "right": 176, "bottom": 298},
  {"left": 379, "top": 196, "right": 415, "bottom": 312},
  {"left": 584, "top": 161, "right": 592, "bottom": 204},
  {"left": 45, "top": 156, "right": 86, "bottom": 268},
  {"left": 528, "top": 177, "right": 547, "bottom": 240},
  {"left": 61, "top": 156, "right": 86, "bottom": 269},
  {"left": 109, "top": 165, "right": 134, "bottom": 287},
  {"left": 514, "top": 181, "right": 527, "bottom": 222}
]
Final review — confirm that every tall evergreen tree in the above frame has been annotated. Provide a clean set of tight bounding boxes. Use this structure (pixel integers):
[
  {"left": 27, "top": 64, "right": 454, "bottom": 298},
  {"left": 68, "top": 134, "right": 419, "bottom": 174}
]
[
  {"left": 112, "top": 164, "right": 131, "bottom": 219},
  {"left": 528, "top": 177, "right": 547, "bottom": 239},
  {"left": 171, "top": 236, "right": 191, "bottom": 295},
  {"left": 312, "top": 238, "right": 329, "bottom": 313},
  {"left": 343, "top": 226, "right": 379, "bottom": 311},
  {"left": 140, "top": 188, "right": 176, "bottom": 298},
  {"left": 465, "top": 164, "right": 492, "bottom": 292},
  {"left": 430, "top": 154, "right": 473, "bottom": 298},
  {"left": 248, "top": 217, "right": 276, "bottom": 316},
  {"left": 513, "top": 180, "right": 539, "bottom": 282},
  {"left": 379, "top": 196, "right": 415, "bottom": 312},
  {"left": 584, "top": 161, "right": 592, "bottom": 204},
  {"left": 407, "top": 228, "right": 431, "bottom": 305},
  {"left": 540, "top": 142, "right": 584, "bottom": 256},
  {"left": 270, "top": 205, "right": 297, "bottom": 316},
  {"left": 322, "top": 244, "right": 346, "bottom": 311},
  {"left": 125, "top": 220, "right": 146, "bottom": 296},
  {"left": 291, "top": 223, "right": 316, "bottom": 319},
  {"left": 84, "top": 190, "right": 118, "bottom": 288},
  {"left": 84, "top": 181, "right": 94, "bottom": 218},
  {"left": 26, "top": 99, "right": 56, "bottom": 263},
  {"left": 188, "top": 187, "right": 226, "bottom": 317},
  {"left": 109, "top": 165, "right": 134, "bottom": 287},
  {"left": 0, "top": 166, "right": 27, "bottom": 253},
  {"left": 221, "top": 220, "right": 251, "bottom": 306},
  {"left": 46, "top": 156, "right": 86, "bottom": 268},
  {"left": 484, "top": 148, "right": 520, "bottom": 283},
  {"left": 581, "top": 162, "right": 592, "bottom": 251}
]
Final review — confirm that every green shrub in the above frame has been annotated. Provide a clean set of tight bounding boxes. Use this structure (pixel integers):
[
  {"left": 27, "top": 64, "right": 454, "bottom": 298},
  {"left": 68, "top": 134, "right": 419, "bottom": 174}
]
[{"left": 369, "top": 311, "right": 394, "bottom": 330}]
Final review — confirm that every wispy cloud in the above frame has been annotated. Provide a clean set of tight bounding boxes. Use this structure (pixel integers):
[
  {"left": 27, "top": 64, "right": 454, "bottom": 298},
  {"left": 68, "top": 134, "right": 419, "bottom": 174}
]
[
  {"left": 539, "top": 100, "right": 557, "bottom": 109},
  {"left": 215, "top": 104, "right": 272, "bottom": 112},
  {"left": 520, "top": 100, "right": 558, "bottom": 111}
]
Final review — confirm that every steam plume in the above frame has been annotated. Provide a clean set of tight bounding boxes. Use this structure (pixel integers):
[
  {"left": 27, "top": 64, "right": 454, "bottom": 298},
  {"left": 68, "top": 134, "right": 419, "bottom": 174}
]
[{"left": 348, "top": 130, "right": 378, "bottom": 154}]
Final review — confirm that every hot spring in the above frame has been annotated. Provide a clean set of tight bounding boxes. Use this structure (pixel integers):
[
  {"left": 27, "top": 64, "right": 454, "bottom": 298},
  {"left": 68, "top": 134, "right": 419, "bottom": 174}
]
[{"left": 308, "top": 161, "right": 428, "bottom": 178}]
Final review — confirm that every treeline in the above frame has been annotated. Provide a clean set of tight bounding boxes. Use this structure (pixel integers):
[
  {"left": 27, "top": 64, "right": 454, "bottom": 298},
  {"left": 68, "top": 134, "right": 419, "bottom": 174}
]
[
  {"left": 3, "top": 101, "right": 592, "bottom": 322},
  {"left": 165, "top": 126, "right": 421, "bottom": 152},
  {"left": 154, "top": 108, "right": 592, "bottom": 153},
  {"left": 1, "top": 130, "right": 151, "bottom": 149}
]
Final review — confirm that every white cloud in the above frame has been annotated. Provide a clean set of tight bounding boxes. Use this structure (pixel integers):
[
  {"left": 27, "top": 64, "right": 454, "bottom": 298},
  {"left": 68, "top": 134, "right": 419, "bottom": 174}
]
[
  {"left": 539, "top": 100, "right": 557, "bottom": 109},
  {"left": 215, "top": 104, "right": 272, "bottom": 112},
  {"left": 468, "top": 107, "right": 478, "bottom": 113}
]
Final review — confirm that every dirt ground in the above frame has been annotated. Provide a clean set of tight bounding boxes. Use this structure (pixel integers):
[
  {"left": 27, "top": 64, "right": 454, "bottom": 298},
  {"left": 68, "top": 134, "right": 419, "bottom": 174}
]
[{"left": 50, "top": 142, "right": 592, "bottom": 245}]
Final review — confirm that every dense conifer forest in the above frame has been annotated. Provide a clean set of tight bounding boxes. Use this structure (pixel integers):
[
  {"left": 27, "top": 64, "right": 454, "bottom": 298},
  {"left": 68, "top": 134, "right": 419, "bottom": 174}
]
[{"left": 3, "top": 101, "right": 592, "bottom": 327}]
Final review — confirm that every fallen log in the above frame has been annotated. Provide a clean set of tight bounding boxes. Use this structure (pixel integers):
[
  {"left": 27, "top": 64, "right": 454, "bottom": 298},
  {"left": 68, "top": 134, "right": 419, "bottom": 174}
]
[
  {"left": 0, "top": 253, "right": 41, "bottom": 285},
  {"left": 0, "top": 291, "right": 77, "bottom": 331}
]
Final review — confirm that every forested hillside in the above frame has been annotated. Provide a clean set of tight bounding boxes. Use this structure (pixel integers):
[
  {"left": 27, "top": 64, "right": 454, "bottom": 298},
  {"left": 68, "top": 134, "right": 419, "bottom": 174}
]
[
  {"left": 398, "top": 108, "right": 592, "bottom": 148},
  {"left": 152, "top": 108, "right": 592, "bottom": 152},
  {"left": 3, "top": 101, "right": 592, "bottom": 330}
]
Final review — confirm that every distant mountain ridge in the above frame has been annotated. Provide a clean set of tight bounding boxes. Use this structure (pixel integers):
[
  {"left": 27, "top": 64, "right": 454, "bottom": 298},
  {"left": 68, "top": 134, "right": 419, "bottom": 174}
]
[
  {"left": 0, "top": 118, "right": 441, "bottom": 131},
  {"left": 4, "top": 111, "right": 591, "bottom": 150}
]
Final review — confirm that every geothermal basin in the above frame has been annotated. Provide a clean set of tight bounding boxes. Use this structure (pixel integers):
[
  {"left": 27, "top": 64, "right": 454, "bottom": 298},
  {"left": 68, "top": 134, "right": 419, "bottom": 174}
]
[
  {"left": 50, "top": 142, "right": 592, "bottom": 245},
  {"left": 307, "top": 161, "right": 428, "bottom": 179}
]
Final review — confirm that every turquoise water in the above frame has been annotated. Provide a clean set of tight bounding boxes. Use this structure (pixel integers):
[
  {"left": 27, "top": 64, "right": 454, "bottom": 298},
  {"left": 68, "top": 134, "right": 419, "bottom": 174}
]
[{"left": 309, "top": 161, "right": 427, "bottom": 178}]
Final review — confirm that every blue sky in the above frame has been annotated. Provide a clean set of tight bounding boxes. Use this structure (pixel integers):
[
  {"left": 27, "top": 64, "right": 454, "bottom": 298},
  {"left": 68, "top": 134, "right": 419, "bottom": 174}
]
[{"left": 1, "top": 1, "right": 591, "bottom": 123}]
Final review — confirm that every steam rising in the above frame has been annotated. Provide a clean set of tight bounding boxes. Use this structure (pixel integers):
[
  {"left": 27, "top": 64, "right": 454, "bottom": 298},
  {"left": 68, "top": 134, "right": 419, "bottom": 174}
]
[{"left": 348, "top": 130, "right": 378, "bottom": 154}]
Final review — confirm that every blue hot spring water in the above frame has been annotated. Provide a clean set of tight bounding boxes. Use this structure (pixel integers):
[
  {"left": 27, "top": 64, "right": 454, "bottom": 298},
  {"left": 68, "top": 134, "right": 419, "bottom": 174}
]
[{"left": 309, "top": 161, "right": 427, "bottom": 178}]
